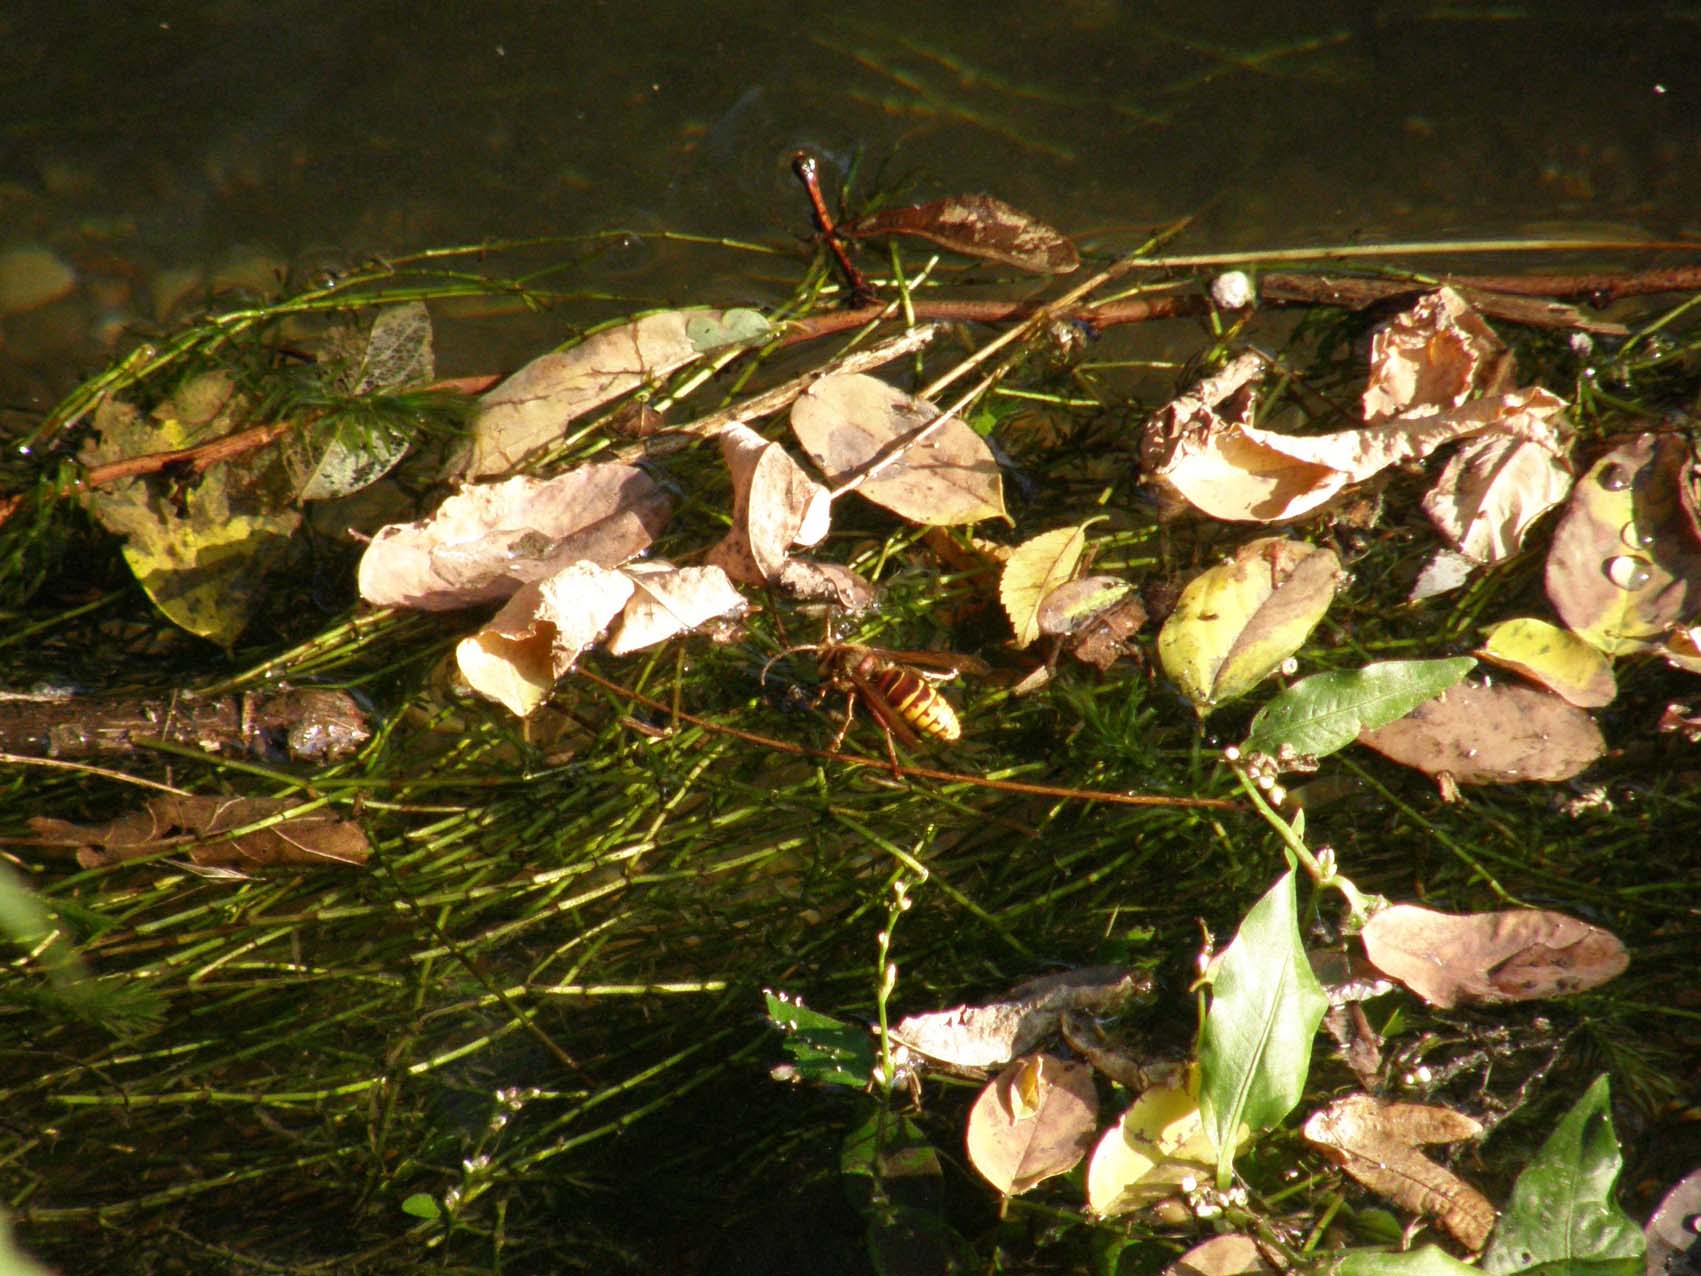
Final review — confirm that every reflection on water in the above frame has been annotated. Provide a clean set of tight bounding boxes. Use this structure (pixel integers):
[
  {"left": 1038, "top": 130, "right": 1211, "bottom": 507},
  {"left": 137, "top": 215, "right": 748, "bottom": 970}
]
[{"left": 2, "top": 1, "right": 1698, "bottom": 408}]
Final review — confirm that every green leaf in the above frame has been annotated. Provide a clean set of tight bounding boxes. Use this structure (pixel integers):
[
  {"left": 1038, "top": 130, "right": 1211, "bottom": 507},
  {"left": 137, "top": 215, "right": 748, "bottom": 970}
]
[
  {"left": 1244, "top": 657, "right": 1477, "bottom": 758},
  {"left": 765, "top": 991, "right": 876, "bottom": 1089},
  {"left": 1336, "top": 1245, "right": 1482, "bottom": 1276},
  {"left": 400, "top": 1192, "right": 441, "bottom": 1220},
  {"left": 1197, "top": 870, "right": 1328, "bottom": 1187},
  {"left": 1483, "top": 1075, "right": 1644, "bottom": 1276}
]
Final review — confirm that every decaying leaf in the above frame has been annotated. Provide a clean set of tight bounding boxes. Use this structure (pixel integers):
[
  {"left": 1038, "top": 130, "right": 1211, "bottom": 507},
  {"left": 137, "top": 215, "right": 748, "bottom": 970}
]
[
  {"left": 1359, "top": 904, "right": 1629, "bottom": 1008},
  {"left": 1544, "top": 433, "right": 1701, "bottom": 655},
  {"left": 1362, "top": 287, "right": 1515, "bottom": 423},
  {"left": 30, "top": 797, "right": 369, "bottom": 870},
  {"left": 1644, "top": 1169, "right": 1701, "bottom": 1276},
  {"left": 1477, "top": 617, "right": 1616, "bottom": 708},
  {"left": 1357, "top": 679, "right": 1606, "bottom": 785},
  {"left": 1145, "top": 305, "right": 1569, "bottom": 528},
  {"left": 357, "top": 465, "right": 671, "bottom": 610},
  {"left": 1163, "top": 1235, "right": 1285, "bottom": 1276},
  {"left": 1036, "top": 575, "right": 1133, "bottom": 637},
  {"left": 839, "top": 194, "right": 1079, "bottom": 275},
  {"left": 1001, "top": 526, "right": 1087, "bottom": 648},
  {"left": 965, "top": 1053, "right": 1099, "bottom": 1195},
  {"left": 1086, "top": 1069, "right": 1219, "bottom": 1217},
  {"left": 1157, "top": 538, "right": 1342, "bottom": 712},
  {"left": 343, "top": 299, "right": 434, "bottom": 396},
  {"left": 892, "top": 967, "right": 1150, "bottom": 1071},
  {"left": 1662, "top": 625, "right": 1701, "bottom": 674},
  {"left": 1039, "top": 576, "right": 1148, "bottom": 669},
  {"left": 1409, "top": 548, "right": 1480, "bottom": 602},
  {"left": 1421, "top": 393, "right": 1574, "bottom": 564},
  {"left": 80, "top": 392, "right": 301, "bottom": 645},
  {"left": 790, "top": 373, "right": 1007, "bottom": 525},
  {"left": 464, "top": 309, "right": 736, "bottom": 477},
  {"left": 456, "top": 562, "right": 636, "bottom": 716},
  {"left": 604, "top": 562, "right": 747, "bottom": 656},
  {"left": 704, "top": 421, "right": 831, "bottom": 586},
  {"left": 1303, "top": 1094, "right": 1495, "bottom": 1251},
  {"left": 774, "top": 557, "right": 877, "bottom": 611}
]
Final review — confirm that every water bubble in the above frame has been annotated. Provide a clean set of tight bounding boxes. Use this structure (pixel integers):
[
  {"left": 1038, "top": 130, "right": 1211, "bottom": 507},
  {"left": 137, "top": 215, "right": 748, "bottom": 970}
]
[
  {"left": 1596, "top": 463, "right": 1633, "bottom": 491},
  {"left": 1604, "top": 555, "right": 1653, "bottom": 589},
  {"left": 1619, "top": 522, "right": 1657, "bottom": 550}
]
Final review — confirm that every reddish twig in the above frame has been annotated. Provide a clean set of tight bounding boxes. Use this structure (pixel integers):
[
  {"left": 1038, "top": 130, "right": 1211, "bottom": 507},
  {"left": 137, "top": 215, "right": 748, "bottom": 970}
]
[{"left": 792, "top": 151, "right": 877, "bottom": 303}]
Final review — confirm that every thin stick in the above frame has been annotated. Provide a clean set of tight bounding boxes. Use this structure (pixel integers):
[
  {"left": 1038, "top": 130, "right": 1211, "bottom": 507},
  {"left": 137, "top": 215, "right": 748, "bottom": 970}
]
[{"left": 572, "top": 667, "right": 1238, "bottom": 812}]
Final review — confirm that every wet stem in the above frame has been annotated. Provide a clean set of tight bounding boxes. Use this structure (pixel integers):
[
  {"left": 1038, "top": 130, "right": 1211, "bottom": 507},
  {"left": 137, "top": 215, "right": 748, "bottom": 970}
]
[{"left": 1230, "top": 763, "right": 1382, "bottom": 928}]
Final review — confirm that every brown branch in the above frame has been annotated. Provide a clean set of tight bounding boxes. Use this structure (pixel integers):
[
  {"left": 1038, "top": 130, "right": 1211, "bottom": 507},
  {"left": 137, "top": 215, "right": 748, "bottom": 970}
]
[{"left": 573, "top": 666, "right": 1238, "bottom": 812}]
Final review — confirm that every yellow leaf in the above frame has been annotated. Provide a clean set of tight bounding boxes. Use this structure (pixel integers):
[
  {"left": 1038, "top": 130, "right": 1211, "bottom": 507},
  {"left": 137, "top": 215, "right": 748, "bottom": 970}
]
[
  {"left": 1477, "top": 617, "right": 1616, "bottom": 708},
  {"left": 1157, "top": 538, "right": 1341, "bottom": 712},
  {"left": 1000, "top": 526, "right": 1087, "bottom": 648}
]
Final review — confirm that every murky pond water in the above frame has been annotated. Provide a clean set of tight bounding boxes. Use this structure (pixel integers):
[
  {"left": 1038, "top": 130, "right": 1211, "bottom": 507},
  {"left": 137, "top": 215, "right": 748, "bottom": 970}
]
[
  {"left": 5, "top": 1, "right": 1698, "bottom": 406},
  {"left": 3, "top": 4, "right": 1698, "bottom": 1273}
]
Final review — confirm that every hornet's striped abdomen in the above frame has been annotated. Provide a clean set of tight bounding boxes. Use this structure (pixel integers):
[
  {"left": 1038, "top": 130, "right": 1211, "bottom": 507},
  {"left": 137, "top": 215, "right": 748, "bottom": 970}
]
[{"left": 848, "top": 650, "right": 962, "bottom": 742}]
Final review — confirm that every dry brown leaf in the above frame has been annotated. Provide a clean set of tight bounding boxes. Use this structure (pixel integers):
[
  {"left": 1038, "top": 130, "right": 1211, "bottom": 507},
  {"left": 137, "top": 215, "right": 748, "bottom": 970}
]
[
  {"left": 790, "top": 373, "right": 1006, "bottom": 525},
  {"left": 1360, "top": 903, "right": 1629, "bottom": 1008},
  {"left": 1421, "top": 389, "right": 1575, "bottom": 564},
  {"left": 1164, "top": 1235, "right": 1285, "bottom": 1276},
  {"left": 965, "top": 1053, "right": 1099, "bottom": 1195},
  {"left": 1357, "top": 679, "right": 1605, "bottom": 785},
  {"left": 1544, "top": 432, "right": 1701, "bottom": 655},
  {"left": 357, "top": 467, "right": 671, "bottom": 610},
  {"left": 774, "top": 558, "right": 877, "bottom": 610},
  {"left": 1147, "top": 338, "right": 1565, "bottom": 525},
  {"left": 839, "top": 193, "right": 1080, "bottom": 275},
  {"left": 604, "top": 562, "right": 748, "bottom": 656},
  {"left": 1303, "top": 1094, "right": 1494, "bottom": 1250},
  {"left": 456, "top": 562, "right": 636, "bottom": 716},
  {"left": 1362, "top": 287, "right": 1515, "bottom": 423},
  {"left": 464, "top": 310, "right": 734, "bottom": 477},
  {"left": 31, "top": 797, "right": 369, "bottom": 870},
  {"left": 891, "top": 967, "right": 1149, "bottom": 1071},
  {"left": 704, "top": 422, "right": 831, "bottom": 587}
]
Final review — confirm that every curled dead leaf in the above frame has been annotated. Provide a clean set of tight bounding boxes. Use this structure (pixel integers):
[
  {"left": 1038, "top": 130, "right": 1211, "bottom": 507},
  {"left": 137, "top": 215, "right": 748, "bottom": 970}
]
[
  {"left": 456, "top": 563, "right": 636, "bottom": 716},
  {"left": 1362, "top": 287, "right": 1515, "bottom": 423},
  {"left": 839, "top": 194, "right": 1079, "bottom": 275},
  {"left": 1421, "top": 390, "right": 1574, "bottom": 565},
  {"left": 965, "top": 1053, "right": 1099, "bottom": 1195},
  {"left": 604, "top": 562, "right": 747, "bottom": 657},
  {"left": 358, "top": 467, "right": 671, "bottom": 610},
  {"left": 892, "top": 967, "right": 1150, "bottom": 1071},
  {"left": 1360, "top": 903, "right": 1629, "bottom": 1008},
  {"left": 1303, "top": 1093, "right": 1494, "bottom": 1250},
  {"left": 704, "top": 421, "right": 832, "bottom": 586}
]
